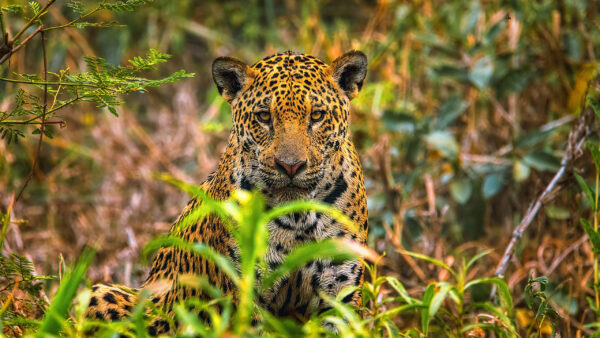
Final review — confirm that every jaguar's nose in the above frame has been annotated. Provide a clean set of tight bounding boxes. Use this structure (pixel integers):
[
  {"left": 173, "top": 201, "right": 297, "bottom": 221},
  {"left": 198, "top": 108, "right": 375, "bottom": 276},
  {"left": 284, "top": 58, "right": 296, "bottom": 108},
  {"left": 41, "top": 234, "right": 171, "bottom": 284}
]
[{"left": 274, "top": 157, "right": 307, "bottom": 178}]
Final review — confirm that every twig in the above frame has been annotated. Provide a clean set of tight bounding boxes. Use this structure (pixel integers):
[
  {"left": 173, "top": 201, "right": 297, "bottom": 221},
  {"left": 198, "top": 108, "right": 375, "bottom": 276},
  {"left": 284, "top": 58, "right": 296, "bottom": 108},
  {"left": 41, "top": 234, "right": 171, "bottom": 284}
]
[
  {"left": 9, "top": 0, "right": 55, "bottom": 44},
  {"left": 0, "top": 25, "right": 43, "bottom": 65},
  {"left": 15, "top": 29, "right": 48, "bottom": 203},
  {"left": 0, "top": 119, "right": 65, "bottom": 126},
  {"left": 491, "top": 84, "right": 595, "bottom": 298},
  {"left": 43, "top": 6, "right": 103, "bottom": 32},
  {"left": 0, "top": 77, "right": 99, "bottom": 87}
]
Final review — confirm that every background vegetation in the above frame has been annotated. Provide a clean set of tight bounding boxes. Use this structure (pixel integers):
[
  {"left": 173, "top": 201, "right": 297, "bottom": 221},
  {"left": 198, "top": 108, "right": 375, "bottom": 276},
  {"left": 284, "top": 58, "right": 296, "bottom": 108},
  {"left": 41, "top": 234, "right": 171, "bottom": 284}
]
[{"left": 1, "top": 0, "right": 600, "bottom": 336}]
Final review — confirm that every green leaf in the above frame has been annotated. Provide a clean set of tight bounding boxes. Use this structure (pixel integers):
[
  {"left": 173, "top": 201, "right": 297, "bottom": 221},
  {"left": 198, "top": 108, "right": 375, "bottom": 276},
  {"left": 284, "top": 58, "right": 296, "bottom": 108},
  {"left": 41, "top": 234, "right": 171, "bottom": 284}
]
[
  {"left": 588, "top": 97, "right": 600, "bottom": 120},
  {"left": 545, "top": 205, "right": 570, "bottom": 220},
  {"left": 581, "top": 218, "right": 600, "bottom": 254},
  {"left": 38, "top": 247, "right": 95, "bottom": 335},
  {"left": 28, "top": 1, "right": 40, "bottom": 15},
  {"left": 435, "top": 95, "right": 467, "bottom": 130},
  {"left": 482, "top": 173, "right": 504, "bottom": 199},
  {"left": 466, "top": 277, "right": 513, "bottom": 315},
  {"left": 428, "top": 283, "right": 450, "bottom": 318},
  {"left": 381, "top": 111, "right": 416, "bottom": 132},
  {"left": 107, "top": 106, "right": 119, "bottom": 117},
  {"left": 425, "top": 131, "right": 459, "bottom": 160},
  {"left": 400, "top": 250, "right": 457, "bottom": 280},
  {"left": 450, "top": 179, "right": 472, "bottom": 204},
  {"left": 484, "top": 18, "right": 506, "bottom": 44},
  {"left": 384, "top": 277, "right": 414, "bottom": 304},
  {"left": 421, "top": 283, "right": 435, "bottom": 334},
  {"left": 523, "top": 151, "right": 560, "bottom": 171},
  {"left": 465, "top": 249, "right": 493, "bottom": 270},
  {"left": 513, "top": 160, "right": 531, "bottom": 182},
  {"left": 2, "top": 5, "right": 24, "bottom": 15},
  {"left": 432, "top": 65, "right": 469, "bottom": 82},
  {"left": 516, "top": 128, "right": 553, "bottom": 149},
  {"left": 469, "top": 57, "right": 494, "bottom": 89},
  {"left": 174, "top": 304, "right": 210, "bottom": 337},
  {"left": 587, "top": 142, "right": 600, "bottom": 170}
]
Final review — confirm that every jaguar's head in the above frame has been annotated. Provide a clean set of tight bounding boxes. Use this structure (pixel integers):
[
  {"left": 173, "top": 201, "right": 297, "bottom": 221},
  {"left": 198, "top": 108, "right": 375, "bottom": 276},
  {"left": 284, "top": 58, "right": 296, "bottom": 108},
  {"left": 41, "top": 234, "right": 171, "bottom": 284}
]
[{"left": 212, "top": 51, "right": 366, "bottom": 200}]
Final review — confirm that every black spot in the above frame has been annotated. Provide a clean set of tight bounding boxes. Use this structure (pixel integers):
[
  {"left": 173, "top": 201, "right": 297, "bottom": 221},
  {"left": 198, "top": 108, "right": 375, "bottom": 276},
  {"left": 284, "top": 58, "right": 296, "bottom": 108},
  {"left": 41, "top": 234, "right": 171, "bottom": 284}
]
[
  {"left": 354, "top": 266, "right": 364, "bottom": 284},
  {"left": 148, "top": 325, "right": 157, "bottom": 336},
  {"left": 240, "top": 176, "right": 253, "bottom": 191},
  {"left": 323, "top": 174, "right": 348, "bottom": 204},
  {"left": 296, "top": 271, "right": 303, "bottom": 288},
  {"left": 103, "top": 293, "right": 117, "bottom": 304},
  {"left": 297, "top": 302, "right": 308, "bottom": 315},
  {"left": 88, "top": 296, "right": 98, "bottom": 307},
  {"left": 274, "top": 218, "right": 293, "bottom": 230},
  {"left": 279, "top": 286, "right": 293, "bottom": 316},
  {"left": 305, "top": 222, "right": 317, "bottom": 235},
  {"left": 95, "top": 312, "right": 103, "bottom": 320},
  {"left": 115, "top": 290, "right": 130, "bottom": 302},
  {"left": 156, "top": 319, "right": 170, "bottom": 332},
  {"left": 311, "top": 274, "right": 320, "bottom": 288},
  {"left": 336, "top": 274, "right": 349, "bottom": 282},
  {"left": 342, "top": 292, "right": 354, "bottom": 303},
  {"left": 268, "top": 259, "right": 281, "bottom": 270},
  {"left": 107, "top": 308, "right": 120, "bottom": 320}
]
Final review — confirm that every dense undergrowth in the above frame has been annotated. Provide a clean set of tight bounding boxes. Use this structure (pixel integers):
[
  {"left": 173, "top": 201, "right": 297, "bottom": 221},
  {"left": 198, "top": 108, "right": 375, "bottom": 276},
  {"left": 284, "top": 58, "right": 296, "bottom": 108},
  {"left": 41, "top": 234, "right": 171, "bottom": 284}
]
[
  {"left": 1, "top": 178, "right": 521, "bottom": 336},
  {"left": 2, "top": 0, "right": 600, "bottom": 336}
]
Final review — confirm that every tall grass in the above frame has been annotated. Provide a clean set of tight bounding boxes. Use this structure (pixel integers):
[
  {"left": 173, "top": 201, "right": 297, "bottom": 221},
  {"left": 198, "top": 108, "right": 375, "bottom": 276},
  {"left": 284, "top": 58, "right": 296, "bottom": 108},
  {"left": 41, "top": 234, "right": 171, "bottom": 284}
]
[{"left": 0, "top": 175, "right": 522, "bottom": 337}]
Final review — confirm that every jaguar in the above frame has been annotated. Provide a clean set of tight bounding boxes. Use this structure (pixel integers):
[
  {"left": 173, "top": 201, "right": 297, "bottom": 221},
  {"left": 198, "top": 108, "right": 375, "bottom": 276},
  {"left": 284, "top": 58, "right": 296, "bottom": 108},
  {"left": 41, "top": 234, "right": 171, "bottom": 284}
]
[{"left": 86, "top": 50, "right": 369, "bottom": 335}]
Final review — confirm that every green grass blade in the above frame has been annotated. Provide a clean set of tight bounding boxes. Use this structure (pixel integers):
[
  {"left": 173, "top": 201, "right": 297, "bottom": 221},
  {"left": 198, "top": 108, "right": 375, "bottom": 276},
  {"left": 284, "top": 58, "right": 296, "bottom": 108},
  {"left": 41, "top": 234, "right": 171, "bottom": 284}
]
[
  {"left": 575, "top": 173, "right": 596, "bottom": 210},
  {"left": 262, "top": 200, "right": 358, "bottom": 233},
  {"left": 465, "top": 249, "right": 493, "bottom": 271},
  {"left": 37, "top": 247, "right": 95, "bottom": 336},
  {"left": 0, "top": 194, "right": 14, "bottom": 250},
  {"left": 465, "top": 277, "right": 513, "bottom": 316},
  {"left": 399, "top": 250, "right": 458, "bottom": 280},
  {"left": 261, "top": 239, "right": 356, "bottom": 290},
  {"left": 421, "top": 283, "right": 435, "bottom": 334}
]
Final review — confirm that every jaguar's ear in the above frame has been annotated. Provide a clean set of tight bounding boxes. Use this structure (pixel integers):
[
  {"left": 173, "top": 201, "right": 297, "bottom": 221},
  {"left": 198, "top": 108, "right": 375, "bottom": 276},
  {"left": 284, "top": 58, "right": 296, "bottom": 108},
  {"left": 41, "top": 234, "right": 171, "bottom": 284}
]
[
  {"left": 330, "top": 50, "right": 367, "bottom": 100},
  {"left": 212, "top": 57, "right": 255, "bottom": 103}
]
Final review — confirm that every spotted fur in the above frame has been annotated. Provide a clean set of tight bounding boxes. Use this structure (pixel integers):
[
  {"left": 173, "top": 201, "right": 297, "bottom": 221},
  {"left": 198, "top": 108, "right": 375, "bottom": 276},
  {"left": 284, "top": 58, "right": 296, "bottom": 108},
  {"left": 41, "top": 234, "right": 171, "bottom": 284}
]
[{"left": 86, "top": 51, "right": 369, "bottom": 334}]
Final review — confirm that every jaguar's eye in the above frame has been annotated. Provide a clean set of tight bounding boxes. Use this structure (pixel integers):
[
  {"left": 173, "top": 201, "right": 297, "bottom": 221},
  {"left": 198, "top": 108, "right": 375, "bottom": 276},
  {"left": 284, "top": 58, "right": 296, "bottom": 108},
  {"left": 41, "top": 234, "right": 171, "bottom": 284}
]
[
  {"left": 256, "top": 111, "right": 271, "bottom": 123},
  {"left": 310, "top": 110, "right": 325, "bottom": 123}
]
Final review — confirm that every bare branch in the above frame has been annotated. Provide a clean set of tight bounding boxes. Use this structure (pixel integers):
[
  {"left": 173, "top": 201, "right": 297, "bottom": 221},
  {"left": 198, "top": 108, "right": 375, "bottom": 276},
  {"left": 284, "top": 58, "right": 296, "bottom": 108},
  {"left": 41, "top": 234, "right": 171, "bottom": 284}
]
[{"left": 491, "top": 78, "right": 597, "bottom": 298}]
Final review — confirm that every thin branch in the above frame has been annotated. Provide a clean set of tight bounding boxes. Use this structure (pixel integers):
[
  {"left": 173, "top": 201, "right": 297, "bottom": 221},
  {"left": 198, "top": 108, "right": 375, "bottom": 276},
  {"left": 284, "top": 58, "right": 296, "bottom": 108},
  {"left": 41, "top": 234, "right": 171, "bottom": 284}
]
[
  {"left": 10, "top": 0, "right": 56, "bottom": 44},
  {"left": 491, "top": 80, "right": 596, "bottom": 299},
  {"left": 0, "top": 77, "right": 99, "bottom": 87},
  {"left": 0, "top": 25, "right": 43, "bottom": 65},
  {"left": 0, "top": 119, "right": 65, "bottom": 126},
  {"left": 16, "top": 29, "right": 48, "bottom": 203},
  {"left": 42, "top": 6, "right": 103, "bottom": 32}
]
